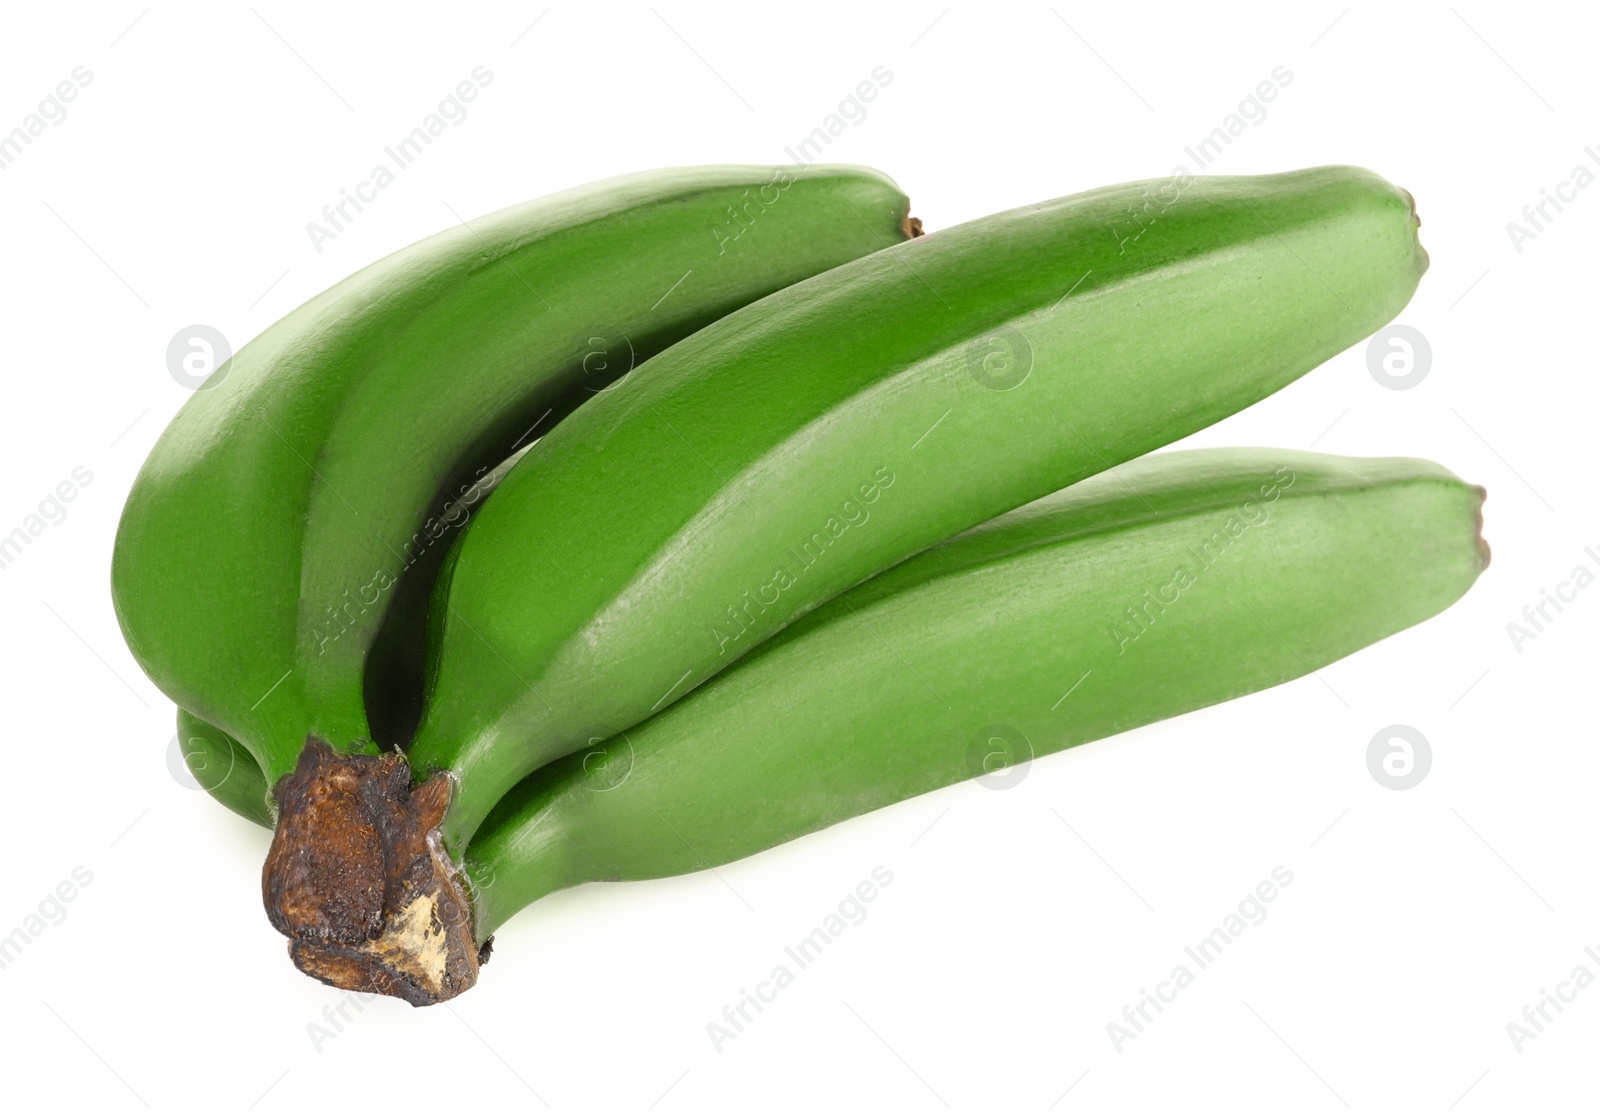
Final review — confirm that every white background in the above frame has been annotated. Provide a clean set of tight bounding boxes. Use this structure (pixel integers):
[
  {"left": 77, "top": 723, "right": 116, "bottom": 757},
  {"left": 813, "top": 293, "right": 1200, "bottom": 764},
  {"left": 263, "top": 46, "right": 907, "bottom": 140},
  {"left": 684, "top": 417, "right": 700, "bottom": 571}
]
[{"left": 1, "top": 2, "right": 1595, "bottom": 1113}]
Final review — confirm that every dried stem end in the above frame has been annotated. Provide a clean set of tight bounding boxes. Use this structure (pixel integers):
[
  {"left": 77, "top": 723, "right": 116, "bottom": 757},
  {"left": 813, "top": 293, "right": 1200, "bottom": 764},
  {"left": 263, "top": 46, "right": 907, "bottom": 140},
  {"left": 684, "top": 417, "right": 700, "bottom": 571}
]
[{"left": 262, "top": 739, "right": 484, "bottom": 1006}]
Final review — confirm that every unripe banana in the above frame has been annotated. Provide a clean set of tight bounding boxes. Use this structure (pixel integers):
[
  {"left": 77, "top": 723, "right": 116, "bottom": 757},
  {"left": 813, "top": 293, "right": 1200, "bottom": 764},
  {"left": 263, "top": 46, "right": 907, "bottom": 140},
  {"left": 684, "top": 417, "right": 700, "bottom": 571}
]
[
  {"left": 464, "top": 449, "right": 1486, "bottom": 952},
  {"left": 185, "top": 447, "right": 1486, "bottom": 1001},
  {"left": 176, "top": 452, "right": 541, "bottom": 834},
  {"left": 409, "top": 165, "right": 1429, "bottom": 860},
  {"left": 111, "top": 165, "right": 915, "bottom": 802},
  {"left": 175, "top": 709, "right": 271, "bottom": 829},
  {"left": 173, "top": 443, "right": 541, "bottom": 837}
]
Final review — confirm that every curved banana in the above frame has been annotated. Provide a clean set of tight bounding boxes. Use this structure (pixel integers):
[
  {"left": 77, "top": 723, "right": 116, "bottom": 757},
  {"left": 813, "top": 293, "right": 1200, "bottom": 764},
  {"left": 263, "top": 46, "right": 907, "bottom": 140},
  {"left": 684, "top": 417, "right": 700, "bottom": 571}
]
[
  {"left": 183, "top": 449, "right": 1486, "bottom": 1002},
  {"left": 175, "top": 709, "right": 272, "bottom": 829},
  {"left": 172, "top": 442, "right": 534, "bottom": 832},
  {"left": 410, "top": 165, "right": 1429, "bottom": 857},
  {"left": 112, "top": 165, "right": 916, "bottom": 802},
  {"left": 463, "top": 448, "right": 1485, "bottom": 961}
]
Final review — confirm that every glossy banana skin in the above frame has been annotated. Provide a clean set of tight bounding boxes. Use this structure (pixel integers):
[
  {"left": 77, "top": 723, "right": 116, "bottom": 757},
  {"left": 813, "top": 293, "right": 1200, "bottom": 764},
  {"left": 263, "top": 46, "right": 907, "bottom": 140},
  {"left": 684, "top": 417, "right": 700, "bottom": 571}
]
[
  {"left": 171, "top": 450, "right": 535, "bottom": 831},
  {"left": 173, "top": 448, "right": 1488, "bottom": 961},
  {"left": 464, "top": 449, "right": 1488, "bottom": 938},
  {"left": 411, "top": 166, "right": 1431, "bottom": 850},
  {"left": 112, "top": 165, "right": 914, "bottom": 791}
]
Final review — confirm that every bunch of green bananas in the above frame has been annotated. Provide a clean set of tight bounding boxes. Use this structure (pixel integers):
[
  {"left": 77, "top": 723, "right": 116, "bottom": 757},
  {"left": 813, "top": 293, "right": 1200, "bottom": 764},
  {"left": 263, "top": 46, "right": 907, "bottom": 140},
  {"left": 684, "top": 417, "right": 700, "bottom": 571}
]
[{"left": 114, "top": 163, "right": 1485, "bottom": 1005}]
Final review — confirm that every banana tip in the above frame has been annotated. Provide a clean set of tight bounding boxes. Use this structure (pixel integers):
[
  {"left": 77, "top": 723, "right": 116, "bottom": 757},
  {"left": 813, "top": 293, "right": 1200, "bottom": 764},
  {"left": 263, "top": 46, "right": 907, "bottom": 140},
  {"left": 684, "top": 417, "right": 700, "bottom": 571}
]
[
  {"left": 1472, "top": 485, "right": 1491, "bottom": 570},
  {"left": 1400, "top": 186, "right": 1429, "bottom": 272}
]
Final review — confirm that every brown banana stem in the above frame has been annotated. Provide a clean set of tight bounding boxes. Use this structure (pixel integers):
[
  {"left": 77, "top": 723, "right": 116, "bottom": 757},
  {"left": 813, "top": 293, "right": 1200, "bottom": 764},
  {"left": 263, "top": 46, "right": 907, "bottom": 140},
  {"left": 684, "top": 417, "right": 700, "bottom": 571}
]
[{"left": 263, "top": 740, "right": 482, "bottom": 1005}]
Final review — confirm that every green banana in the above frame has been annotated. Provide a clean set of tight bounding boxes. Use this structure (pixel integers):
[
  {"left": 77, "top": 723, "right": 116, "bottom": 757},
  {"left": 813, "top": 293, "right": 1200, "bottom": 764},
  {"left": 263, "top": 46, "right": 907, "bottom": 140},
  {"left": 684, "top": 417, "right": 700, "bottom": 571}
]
[
  {"left": 172, "top": 445, "right": 536, "bottom": 831},
  {"left": 276, "top": 166, "right": 1427, "bottom": 1001},
  {"left": 181, "top": 447, "right": 1487, "bottom": 1003},
  {"left": 172, "top": 458, "right": 537, "bottom": 834},
  {"left": 464, "top": 448, "right": 1486, "bottom": 954},
  {"left": 409, "top": 165, "right": 1429, "bottom": 857},
  {"left": 111, "top": 163, "right": 916, "bottom": 800},
  {"left": 175, "top": 709, "right": 272, "bottom": 829}
]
